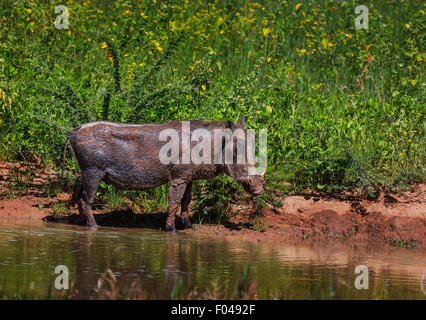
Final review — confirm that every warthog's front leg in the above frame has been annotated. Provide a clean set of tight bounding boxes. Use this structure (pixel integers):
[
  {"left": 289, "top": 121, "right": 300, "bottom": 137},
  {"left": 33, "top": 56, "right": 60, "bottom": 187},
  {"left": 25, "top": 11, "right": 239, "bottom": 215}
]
[
  {"left": 166, "top": 181, "right": 187, "bottom": 232},
  {"left": 180, "top": 181, "right": 193, "bottom": 229}
]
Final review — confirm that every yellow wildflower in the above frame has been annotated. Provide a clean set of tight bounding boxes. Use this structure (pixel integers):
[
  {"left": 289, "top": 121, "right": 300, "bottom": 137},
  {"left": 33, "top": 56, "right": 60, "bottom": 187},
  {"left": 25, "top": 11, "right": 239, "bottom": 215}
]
[
  {"left": 106, "top": 52, "right": 113, "bottom": 62},
  {"left": 152, "top": 40, "right": 163, "bottom": 52},
  {"left": 262, "top": 28, "right": 270, "bottom": 36}
]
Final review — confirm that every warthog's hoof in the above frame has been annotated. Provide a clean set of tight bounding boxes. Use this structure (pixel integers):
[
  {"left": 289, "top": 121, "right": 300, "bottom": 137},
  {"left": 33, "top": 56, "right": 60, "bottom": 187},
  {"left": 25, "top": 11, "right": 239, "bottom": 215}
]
[
  {"left": 166, "top": 223, "right": 176, "bottom": 232},
  {"left": 87, "top": 223, "right": 99, "bottom": 230},
  {"left": 183, "top": 219, "right": 192, "bottom": 229}
]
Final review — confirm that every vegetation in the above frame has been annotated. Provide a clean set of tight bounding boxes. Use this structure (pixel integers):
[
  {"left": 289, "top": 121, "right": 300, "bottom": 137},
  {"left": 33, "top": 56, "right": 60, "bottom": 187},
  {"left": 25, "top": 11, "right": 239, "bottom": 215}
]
[{"left": 0, "top": 0, "right": 424, "bottom": 217}]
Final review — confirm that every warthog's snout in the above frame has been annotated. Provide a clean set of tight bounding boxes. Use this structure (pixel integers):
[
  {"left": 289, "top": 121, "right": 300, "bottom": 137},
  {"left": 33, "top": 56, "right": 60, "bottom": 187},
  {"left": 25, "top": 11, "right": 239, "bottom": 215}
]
[
  {"left": 251, "top": 187, "right": 265, "bottom": 196},
  {"left": 242, "top": 175, "right": 265, "bottom": 196}
]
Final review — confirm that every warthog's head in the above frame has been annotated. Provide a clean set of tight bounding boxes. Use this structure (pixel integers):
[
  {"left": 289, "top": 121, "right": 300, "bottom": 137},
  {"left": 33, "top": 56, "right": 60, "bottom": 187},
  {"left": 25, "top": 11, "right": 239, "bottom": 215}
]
[
  {"left": 224, "top": 115, "right": 265, "bottom": 196},
  {"left": 239, "top": 173, "right": 265, "bottom": 196}
]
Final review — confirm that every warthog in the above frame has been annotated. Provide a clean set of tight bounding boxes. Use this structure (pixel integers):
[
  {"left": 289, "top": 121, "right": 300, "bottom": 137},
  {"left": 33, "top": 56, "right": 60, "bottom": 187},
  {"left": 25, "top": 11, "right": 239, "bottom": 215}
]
[{"left": 60, "top": 116, "right": 265, "bottom": 231}]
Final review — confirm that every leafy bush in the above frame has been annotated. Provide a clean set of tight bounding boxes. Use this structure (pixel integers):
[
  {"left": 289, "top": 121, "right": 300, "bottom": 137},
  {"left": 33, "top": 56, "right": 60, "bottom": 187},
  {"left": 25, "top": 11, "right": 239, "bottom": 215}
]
[
  {"left": 0, "top": 0, "right": 424, "bottom": 205},
  {"left": 191, "top": 176, "right": 240, "bottom": 225}
]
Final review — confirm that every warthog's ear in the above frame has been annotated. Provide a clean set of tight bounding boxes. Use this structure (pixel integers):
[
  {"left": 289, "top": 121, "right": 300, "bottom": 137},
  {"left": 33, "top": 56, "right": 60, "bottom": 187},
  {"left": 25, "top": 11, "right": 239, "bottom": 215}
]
[
  {"left": 225, "top": 120, "right": 235, "bottom": 130},
  {"left": 236, "top": 114, "right": 245, "bottom": 129}
]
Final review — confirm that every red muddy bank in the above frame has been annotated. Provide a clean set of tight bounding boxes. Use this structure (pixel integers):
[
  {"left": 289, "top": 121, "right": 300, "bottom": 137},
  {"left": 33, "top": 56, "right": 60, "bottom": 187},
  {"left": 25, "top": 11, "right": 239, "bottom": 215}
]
[{"left": 0, "top": 161, "right": 425, "bottom": 246}]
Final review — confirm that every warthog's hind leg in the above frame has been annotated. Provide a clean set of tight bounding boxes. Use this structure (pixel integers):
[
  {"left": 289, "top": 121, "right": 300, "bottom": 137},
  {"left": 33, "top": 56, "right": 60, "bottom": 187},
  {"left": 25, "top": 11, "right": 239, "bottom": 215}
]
[
  {"left": 75, "top": 186, "right": 88, "bottom": 225},
  {"left": 78, "top": 168, "right": 104, "bottom": 229},
  {"left": 166, "top": 181, "right": 187, "bottom": 232},
  {"left": 180, "top": 182, "right": 193, "bottom": 229}
]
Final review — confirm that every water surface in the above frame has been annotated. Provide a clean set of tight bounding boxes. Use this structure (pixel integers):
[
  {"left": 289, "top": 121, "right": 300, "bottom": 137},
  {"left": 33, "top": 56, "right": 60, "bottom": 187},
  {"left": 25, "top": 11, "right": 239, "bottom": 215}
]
[{"left": 0, "top": 219, "right": 424, "bottom": 299}]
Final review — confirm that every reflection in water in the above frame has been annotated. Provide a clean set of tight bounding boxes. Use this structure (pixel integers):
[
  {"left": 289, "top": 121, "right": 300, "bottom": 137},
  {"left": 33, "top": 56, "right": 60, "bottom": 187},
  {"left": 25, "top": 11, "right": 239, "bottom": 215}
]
[{"left": 0, "top": 219, "right": 424, "bottom": 299}]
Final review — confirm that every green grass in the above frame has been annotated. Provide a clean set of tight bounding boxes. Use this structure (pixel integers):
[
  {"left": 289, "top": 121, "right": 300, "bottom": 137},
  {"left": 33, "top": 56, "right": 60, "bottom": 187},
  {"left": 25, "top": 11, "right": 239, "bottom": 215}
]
[
  {"left": 51, "top": 202, "right": 71, "bottom": 218},
  {"left": 0, "top": 0, "right": 424, "bottom": 207}
]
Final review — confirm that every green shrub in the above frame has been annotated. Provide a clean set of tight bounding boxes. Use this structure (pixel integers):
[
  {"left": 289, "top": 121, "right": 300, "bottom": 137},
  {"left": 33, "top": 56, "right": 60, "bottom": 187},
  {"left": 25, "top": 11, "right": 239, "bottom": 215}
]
[
  {"left": 191, "top": 176, "right": 240, "bottom": 225},
  {"left": 0, "top": 0, "right": 424, "bottom": 202}
]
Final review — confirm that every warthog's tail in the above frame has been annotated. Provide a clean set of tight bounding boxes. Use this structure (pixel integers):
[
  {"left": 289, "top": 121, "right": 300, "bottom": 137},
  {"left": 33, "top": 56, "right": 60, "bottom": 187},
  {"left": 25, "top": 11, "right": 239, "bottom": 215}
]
[{"left": 59, "top": 135, "right": 70, "bottom": 187}]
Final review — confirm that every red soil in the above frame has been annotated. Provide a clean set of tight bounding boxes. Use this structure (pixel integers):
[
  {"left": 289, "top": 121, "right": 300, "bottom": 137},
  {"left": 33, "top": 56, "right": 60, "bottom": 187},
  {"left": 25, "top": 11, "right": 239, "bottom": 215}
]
[{"left": 0, "top": 161, "right": 425, "bottom": 245}]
